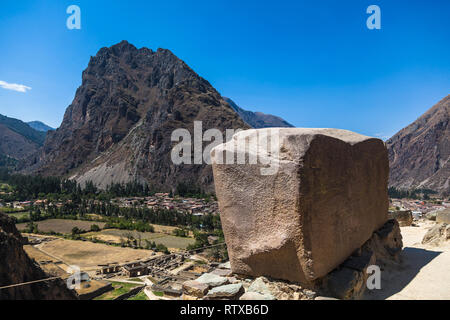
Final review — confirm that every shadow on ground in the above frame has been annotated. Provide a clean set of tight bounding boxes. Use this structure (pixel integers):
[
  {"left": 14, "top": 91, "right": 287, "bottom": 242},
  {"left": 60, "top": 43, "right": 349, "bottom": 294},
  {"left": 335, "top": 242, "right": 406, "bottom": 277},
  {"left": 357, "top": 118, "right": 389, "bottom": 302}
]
[{"left": 363, "top": 247, "right": 442, "bottom": 300}]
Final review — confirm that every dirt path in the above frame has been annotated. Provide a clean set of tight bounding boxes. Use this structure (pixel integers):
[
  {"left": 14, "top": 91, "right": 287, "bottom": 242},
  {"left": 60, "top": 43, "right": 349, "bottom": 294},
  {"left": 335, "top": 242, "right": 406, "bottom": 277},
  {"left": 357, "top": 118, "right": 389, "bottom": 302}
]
[
  {"left": 143, "top": 287, "right": 171, "bottom": 300},
  {"left": 364, "top": 220, "right": 450, "bottom": 300}
]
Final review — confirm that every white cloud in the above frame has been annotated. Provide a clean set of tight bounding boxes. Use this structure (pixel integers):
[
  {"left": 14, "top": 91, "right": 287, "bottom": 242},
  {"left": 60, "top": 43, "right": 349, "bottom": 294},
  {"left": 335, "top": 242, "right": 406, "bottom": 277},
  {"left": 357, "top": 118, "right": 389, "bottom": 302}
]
[{"left": 0, "top": 80, "right": 32, "bottom": 93}]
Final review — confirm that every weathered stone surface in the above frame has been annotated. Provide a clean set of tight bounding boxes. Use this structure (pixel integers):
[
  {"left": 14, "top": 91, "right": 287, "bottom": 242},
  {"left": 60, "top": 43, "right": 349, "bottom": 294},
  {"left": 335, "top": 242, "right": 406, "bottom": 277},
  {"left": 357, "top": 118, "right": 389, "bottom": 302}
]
[
  {"left": 245, "top": 275, "right": 314, "bottom": 300},
  {"left": 195, "top": 273, "right": 229, "bottom": 288},
  {"left": 326, "top": 267, "right": 366, "bottom": 300},
  {"left": 436, "top": 209, "right": 450, "bottom": 224},
  {"left": 0, "top": 213, "right": 78, "bottom": 300},
  {"left": 204, "top": 283, "right": 244, "bottom": 300},
  {"left": 211, "top": 128, "right": 389, "bottom": 285},
  {"left": 227, "top": 277, "right": 240, "bottom": 284},
  {"left": 425, "top": 211, "right": 438, "bottom": 221},
  {"left": 247, "top": 277, "right": 275, "bottom": 299},
  {"left": 181, "top": 294, "right": 199, "bottom": 300},
  {"left": 321, "top": 219, "right": 402, "bottom": 299},
  {"left": 210, "top": 268, "right": 232, "bottom": 277},
  {"left": 390, "top": 210, "right": 413, "bottom": 227},
  {"left": 341, "top": 250, "right": 376, "bottom": 272},
  {"left": 218, "top": 261, "right": 231, "bottom": 269},
  {"left": 422, "top": 223, "right": 450, "bottom": 245},
  {"left": 182, "top": 280, "right": 209, "bottom": 298},
  {"left": 325, "top": 251, "right": 376, "bottom": 300},
  {"left": 361, "top": 219, "right": 403, "bottom": 266},
  {"left": 239, "top": 292, "right": 275, "bottom": 300}
]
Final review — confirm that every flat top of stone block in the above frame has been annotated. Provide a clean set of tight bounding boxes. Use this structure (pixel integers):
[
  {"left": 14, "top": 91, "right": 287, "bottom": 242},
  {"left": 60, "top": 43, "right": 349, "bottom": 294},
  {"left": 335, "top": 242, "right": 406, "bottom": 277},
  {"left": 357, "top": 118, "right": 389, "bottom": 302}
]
[
  {"left": 211, "top": 128, "right": 378, "bottom": 159},
  {"left": 234, "top": 128, "right": 375, "bottom": 144},
  {"left": 211, "top": 128, "right": 380, "bottom": 167}
]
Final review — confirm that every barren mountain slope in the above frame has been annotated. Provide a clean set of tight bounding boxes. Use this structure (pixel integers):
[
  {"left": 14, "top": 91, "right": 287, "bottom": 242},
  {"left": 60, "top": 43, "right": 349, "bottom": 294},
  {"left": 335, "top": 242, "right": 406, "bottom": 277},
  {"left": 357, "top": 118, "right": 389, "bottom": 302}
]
[
  {"left": 27, "top": 41, "right": 248, "bottom": 191},
  {"left": 387, "top": 95, "right": 450, "bottom": 195}
]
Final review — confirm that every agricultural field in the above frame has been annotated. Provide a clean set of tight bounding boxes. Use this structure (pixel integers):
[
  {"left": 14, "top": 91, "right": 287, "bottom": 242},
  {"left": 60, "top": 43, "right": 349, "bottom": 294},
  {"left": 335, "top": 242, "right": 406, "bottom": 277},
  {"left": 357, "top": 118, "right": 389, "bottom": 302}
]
[
  {"left": 6, "top": 211, "right": 30, "bottom": 220},
  {"left": 0, "top": 206, "right": 30, "bottom": 220},
  {"left": 0, "top": 207, "right": 22, "bottom": 213},
  {"left": 94, "top": 281, "right": 141, "bottom": 300},
  {"left": 150, "top": 223, "right": 192, "bottom": 236},
  {"left": 36, "top": 238, "right": 158, "bottom": 269},
  {"left": 83, "top": 228, "right": 195, "bottom": 249},
  {"left": 76, "top": 280, "right": 113, "bottom": 299},
  {"left": 127, "top": 291, "right": 149, "bottom": 300},
  {"left": 16, "top": 219, "right": 106, "bottom": 234}
]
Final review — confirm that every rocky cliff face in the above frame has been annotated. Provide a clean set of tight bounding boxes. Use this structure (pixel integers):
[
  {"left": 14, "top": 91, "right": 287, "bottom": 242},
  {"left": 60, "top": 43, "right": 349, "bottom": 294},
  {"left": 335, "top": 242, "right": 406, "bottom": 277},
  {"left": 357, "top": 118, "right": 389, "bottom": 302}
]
[
  {"left": 387, "top": 95, "right": 450, "bottom": 196},
  {"left": 224, "top": 97, "right": 293, "bottom": 128},
  {"left": 0, "top": 213, "right": 77, "bottom": 300},
  {"left": 28, "top": 41, "right": 248, "bottom": 191}
]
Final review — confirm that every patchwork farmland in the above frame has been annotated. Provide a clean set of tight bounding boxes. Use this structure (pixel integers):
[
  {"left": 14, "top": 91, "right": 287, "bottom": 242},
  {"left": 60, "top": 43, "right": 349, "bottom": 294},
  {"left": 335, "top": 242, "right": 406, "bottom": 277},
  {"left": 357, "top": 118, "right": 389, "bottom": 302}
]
[{"left": 16, "top": 219, "right": 106, "bottom": 234}]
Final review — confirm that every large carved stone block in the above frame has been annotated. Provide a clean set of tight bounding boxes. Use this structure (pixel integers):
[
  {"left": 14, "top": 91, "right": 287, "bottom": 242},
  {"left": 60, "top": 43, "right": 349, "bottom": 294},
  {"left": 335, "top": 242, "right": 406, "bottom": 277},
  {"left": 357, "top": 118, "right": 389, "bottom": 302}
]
[{"left": 211, "top": 128, "right": 389, "bottom": 286}]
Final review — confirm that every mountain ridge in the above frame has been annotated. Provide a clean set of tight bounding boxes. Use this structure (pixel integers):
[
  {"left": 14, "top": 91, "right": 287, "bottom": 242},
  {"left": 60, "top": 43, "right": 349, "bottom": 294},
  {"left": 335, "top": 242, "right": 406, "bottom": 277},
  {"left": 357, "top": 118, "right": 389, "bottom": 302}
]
[
  {"left": 26, "top": 40, "right": 249, "bottom": 191},
  {"left": 387, "top": 95, "right": 450, "bottom": 196},
  {"left": 223, "top": 97, "right": 293, "bottom": 128},
  {"left": 27, "top": 121, "right": 55, "bottom": 132},
  {"left": 0, "top": 114, "right": 46, "bottom": 160}
]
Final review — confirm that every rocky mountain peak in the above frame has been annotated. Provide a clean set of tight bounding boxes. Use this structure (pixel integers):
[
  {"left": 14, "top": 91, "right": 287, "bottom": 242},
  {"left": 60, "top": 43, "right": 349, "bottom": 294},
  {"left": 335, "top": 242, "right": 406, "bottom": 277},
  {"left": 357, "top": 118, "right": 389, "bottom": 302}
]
[{"left": 28, "top": 41, "right": 248, "bottom": 191}]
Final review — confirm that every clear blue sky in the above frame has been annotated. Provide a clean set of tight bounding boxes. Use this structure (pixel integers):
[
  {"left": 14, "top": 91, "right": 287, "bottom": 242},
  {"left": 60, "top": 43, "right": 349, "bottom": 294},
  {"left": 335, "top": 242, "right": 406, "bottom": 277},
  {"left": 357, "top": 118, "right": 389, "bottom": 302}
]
[{"left": 0, "top": 0, "right": 449, "bottom": 139}]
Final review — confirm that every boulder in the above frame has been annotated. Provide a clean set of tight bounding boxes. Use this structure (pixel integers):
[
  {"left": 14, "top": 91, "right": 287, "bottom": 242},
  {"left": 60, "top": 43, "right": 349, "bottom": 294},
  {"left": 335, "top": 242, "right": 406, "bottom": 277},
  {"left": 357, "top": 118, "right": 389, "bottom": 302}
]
[
  {"left": 263, "top": 278, "right": 312, "bottom": 300},
  {"left": 436, "top": 209, "right": 450, "bottom": 224},
  {"left": 248, "top": 277, "right": 275, "bottom": 299},
  {"left": 181, "top": 294, "right": 199, "bottom": 300},
  {"left": 239, "top": 292, "right": 275, "bottom": 300},
  {"left": 389, "top": 210, "right": 413, "bottom": 227},
  {"left": 218, "top": 261, "right": 231, "bottom": 269},
  {"left": 365, "top": 219, "right": 403, "bottom": 265},
  {"left": 210, "top": 268, "right": 233, "bottom": 277},
  {"left": 326, "top": 267, "right": 365, "bottom": 300},
  {"left": 204, "top": 283, "right": 244, "bottom": 300},
  {"left": 325, "top": 251, "right": 376, "bottom": 300},
  {"left": 425, "top": 211, "right": 438, "bottom": 221},
  {"left": 422, "top": 223, "right": 450, "bottom": 245},
  {"left": 211, "top": 128, "right": 389, "bottom": 285},
  {"left": 195, "top": 273, "right": 229, "bottom": 288},
  {"left": 182, "top": 280, "right": 209, "bottom": 298},
  {"left": 322, "top": 219, "right": 402, "bottom": 299}
]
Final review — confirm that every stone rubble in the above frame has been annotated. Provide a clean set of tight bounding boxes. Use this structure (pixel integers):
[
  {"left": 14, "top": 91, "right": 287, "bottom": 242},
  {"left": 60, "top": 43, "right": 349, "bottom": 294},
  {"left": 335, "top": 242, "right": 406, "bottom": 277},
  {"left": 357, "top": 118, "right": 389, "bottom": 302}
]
[{"left": 182, "top": 219, "right": 403, "bottom": 300}]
